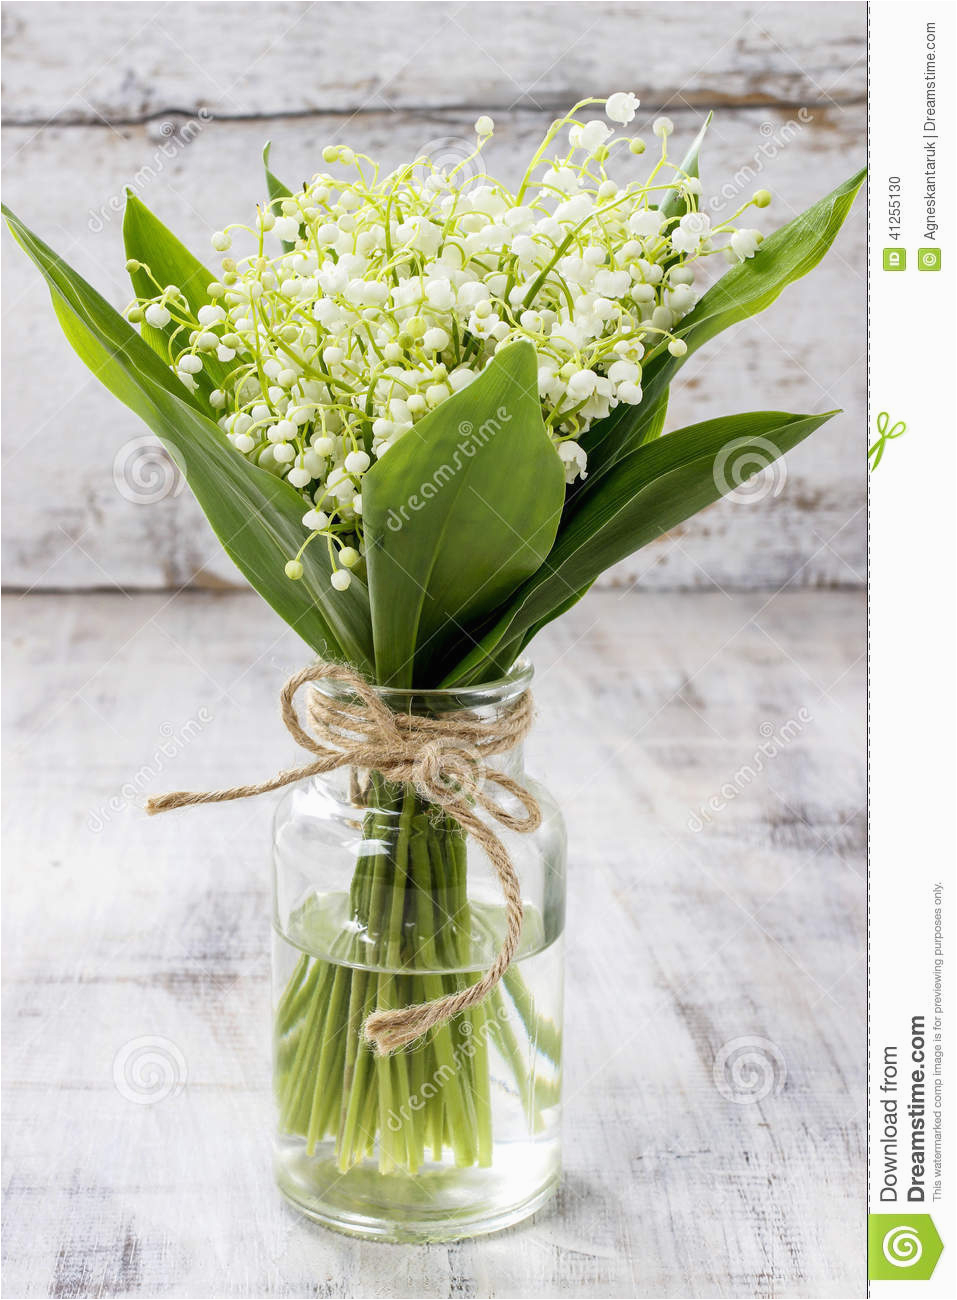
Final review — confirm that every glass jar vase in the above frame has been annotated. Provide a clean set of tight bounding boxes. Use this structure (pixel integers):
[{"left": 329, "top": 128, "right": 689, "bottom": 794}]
[{"left": 271, "top": 660, "right": 566, "bottom": 1242}]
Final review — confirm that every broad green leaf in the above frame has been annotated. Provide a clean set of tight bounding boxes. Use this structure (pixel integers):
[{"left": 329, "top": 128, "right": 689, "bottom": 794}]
[
  {"left": 3, "top": 203, "right": 375, "bottom": 671},
  {"left": 363, "top": 341, "right": 565, "bottom": 687},
  {"left": 263, "top": 142, "right": 298, "bottom": 253},
  {"left": 444, "top": 408, "right": 837, "bottom": 685},
  {"left": 580, "top": 166, "right": 866, "bottom": 477},
  {"left": 122, "top": 193, "right": 231, "bottom": 399}
]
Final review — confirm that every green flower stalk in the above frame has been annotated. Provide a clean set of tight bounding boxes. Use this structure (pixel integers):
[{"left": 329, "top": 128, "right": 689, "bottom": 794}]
[{"left": 274, "top": 778, "right": 557, "bottom": 1174}]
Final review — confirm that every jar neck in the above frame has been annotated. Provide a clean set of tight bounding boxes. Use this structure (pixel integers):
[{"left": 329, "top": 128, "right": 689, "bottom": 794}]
[{"left": 309, "top": 660, "right": 533, "bottom": 791}]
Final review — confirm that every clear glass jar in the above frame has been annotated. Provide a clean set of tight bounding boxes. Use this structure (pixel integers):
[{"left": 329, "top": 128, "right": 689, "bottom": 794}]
[{"left": 271, "top": 660, "right": 566, "bottom": 1242}]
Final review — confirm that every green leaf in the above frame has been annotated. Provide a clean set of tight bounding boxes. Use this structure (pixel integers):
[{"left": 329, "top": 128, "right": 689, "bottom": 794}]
[
  {"left": 580, "top": 166, "right": 866, "bottom": 477},
  {"left": 641, "top": 390, "right": 670, "bottom": 443},
  {"left": 263, "top": 140, "right": 293, "bottom": 202},
  {"left": 3, "top": 203, "right": 374, "bottom": 671},
  {"left": 659, "top": 112, "right": 712, "bottom": 223},
  {"left": 444, "top": 408, "right": 837, "bottom": 685},
  {"left": 362, "top": 341, "right": 565, "bottom": 686},
  {"left": 263, "top": 142, "right": 298, "bottom": 253}
]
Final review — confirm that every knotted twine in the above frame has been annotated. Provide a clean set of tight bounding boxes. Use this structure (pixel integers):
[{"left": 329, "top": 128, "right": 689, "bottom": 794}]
[{"left": 146, "top": 661, "right": 540, "bottom": 1054}]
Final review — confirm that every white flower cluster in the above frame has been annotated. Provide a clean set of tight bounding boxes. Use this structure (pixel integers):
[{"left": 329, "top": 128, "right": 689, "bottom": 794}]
[{"left": 127, "top": 95, "right": 770, "bottom": 589}]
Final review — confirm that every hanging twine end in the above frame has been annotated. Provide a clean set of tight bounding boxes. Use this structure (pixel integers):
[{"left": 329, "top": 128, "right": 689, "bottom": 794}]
[
  {"left": 363, "top": 1007, "right": 439, "bottom": 1055},
  {"left": 145, "top": 791, "right": 191, "bottom": 815}
]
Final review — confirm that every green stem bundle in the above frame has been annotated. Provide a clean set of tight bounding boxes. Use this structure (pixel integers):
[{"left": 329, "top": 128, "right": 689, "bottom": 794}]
[{"left": 273, "top": 774, "right": 555, "bottom": 1173}]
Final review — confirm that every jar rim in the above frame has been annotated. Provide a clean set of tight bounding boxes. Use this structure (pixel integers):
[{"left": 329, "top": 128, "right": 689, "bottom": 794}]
[{"left": 313, "top": 657, "right": 534, "bottom": 710}]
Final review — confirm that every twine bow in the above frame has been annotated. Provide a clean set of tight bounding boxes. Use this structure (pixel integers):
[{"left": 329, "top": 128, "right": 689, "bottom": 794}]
[{"left": 147, "top": 661, "right": 541, "bottom": 1053}]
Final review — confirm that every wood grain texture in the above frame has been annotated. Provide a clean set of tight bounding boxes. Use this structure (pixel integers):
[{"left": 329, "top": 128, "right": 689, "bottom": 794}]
[
  {"left": 1, "top": 588, "right": 865, "bottom": 1297},
  {"left": 1, "top": 101, "right": 866, "bottom": 593},
  {"left": 0, "top": 2, "right": 866, "bottom": 123}
]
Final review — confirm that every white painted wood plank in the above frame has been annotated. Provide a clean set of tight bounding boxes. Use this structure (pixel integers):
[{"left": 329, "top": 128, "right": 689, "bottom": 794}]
[
  {"left": 0, "top": 2, "right": 866, "bottom": 125},
  {"left": 1, "top": 104, "right": 866, "bottom": 593},
  {"left": 2, "top": 588, "right": 865, "bottom": 1296}
]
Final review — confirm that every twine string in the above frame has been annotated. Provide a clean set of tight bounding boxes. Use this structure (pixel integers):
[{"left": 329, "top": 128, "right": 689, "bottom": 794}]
[{"left": 146, "top": 661, "right": 540, "bottom": 1053}]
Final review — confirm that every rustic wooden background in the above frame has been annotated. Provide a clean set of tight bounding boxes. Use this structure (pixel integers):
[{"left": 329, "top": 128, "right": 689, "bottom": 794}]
[
  {"left": 1, "top": 4, "right": 867, "bottom": 1298},
  {"left": 1, "top": 0, "right": 866, "bottom": 593}
]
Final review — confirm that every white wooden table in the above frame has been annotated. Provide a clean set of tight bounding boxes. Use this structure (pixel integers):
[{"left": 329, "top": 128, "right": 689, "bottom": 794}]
[{"left": 2, "top": 588, "right": 865, "bottom": 1297}]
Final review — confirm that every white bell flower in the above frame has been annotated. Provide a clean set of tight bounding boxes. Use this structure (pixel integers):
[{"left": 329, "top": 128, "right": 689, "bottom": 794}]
[
  {"left": 670, "top": 227, "right": 701, "bottom": 255},
  {"left": 558, "top": 440, "right": 588, "bottom": 483},
  {"left": 608, "top": 360, "right": 640, "bottom": 385},
  {"left": 628, "top": 209, "right": 662, "bottom": 239},
  {"left": 605, "top": 92, "right": 640, "bottom": 125},
  {"left": 577, "top": 120, "right": 612, "bottom": 153},
  {"left": 145, "top": 304, "right": 171, "bottom": 328},
  {"left": 344, "top": 450, "right": 371, "bottom": 474},
  {"left": 680, "top": 211, "right": 711, "bottom": 235},
  {"left": 730, "top": 228, "right": 762, "bottom": 260},
  {"left": 567, "top": 369, "right": 598, "bottom": 399},
  {"left": 273, "top": 217, "right": 300, "bottom": 243}
]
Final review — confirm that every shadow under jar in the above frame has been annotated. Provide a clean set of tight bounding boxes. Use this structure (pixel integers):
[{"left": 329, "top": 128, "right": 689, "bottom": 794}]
[{"left": 271, "top": 661, "right": 566, "bottom": 1242}]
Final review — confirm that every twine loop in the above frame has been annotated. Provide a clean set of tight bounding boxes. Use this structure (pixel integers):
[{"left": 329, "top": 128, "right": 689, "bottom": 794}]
[{"left": 147, "top": 661, "right": 540, "bottom": 1053}]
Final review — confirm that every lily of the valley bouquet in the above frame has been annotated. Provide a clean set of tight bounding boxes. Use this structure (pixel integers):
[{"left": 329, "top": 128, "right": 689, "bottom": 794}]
[{"left": 5, "top": 93, "right": 863, "bottom": 1241}]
